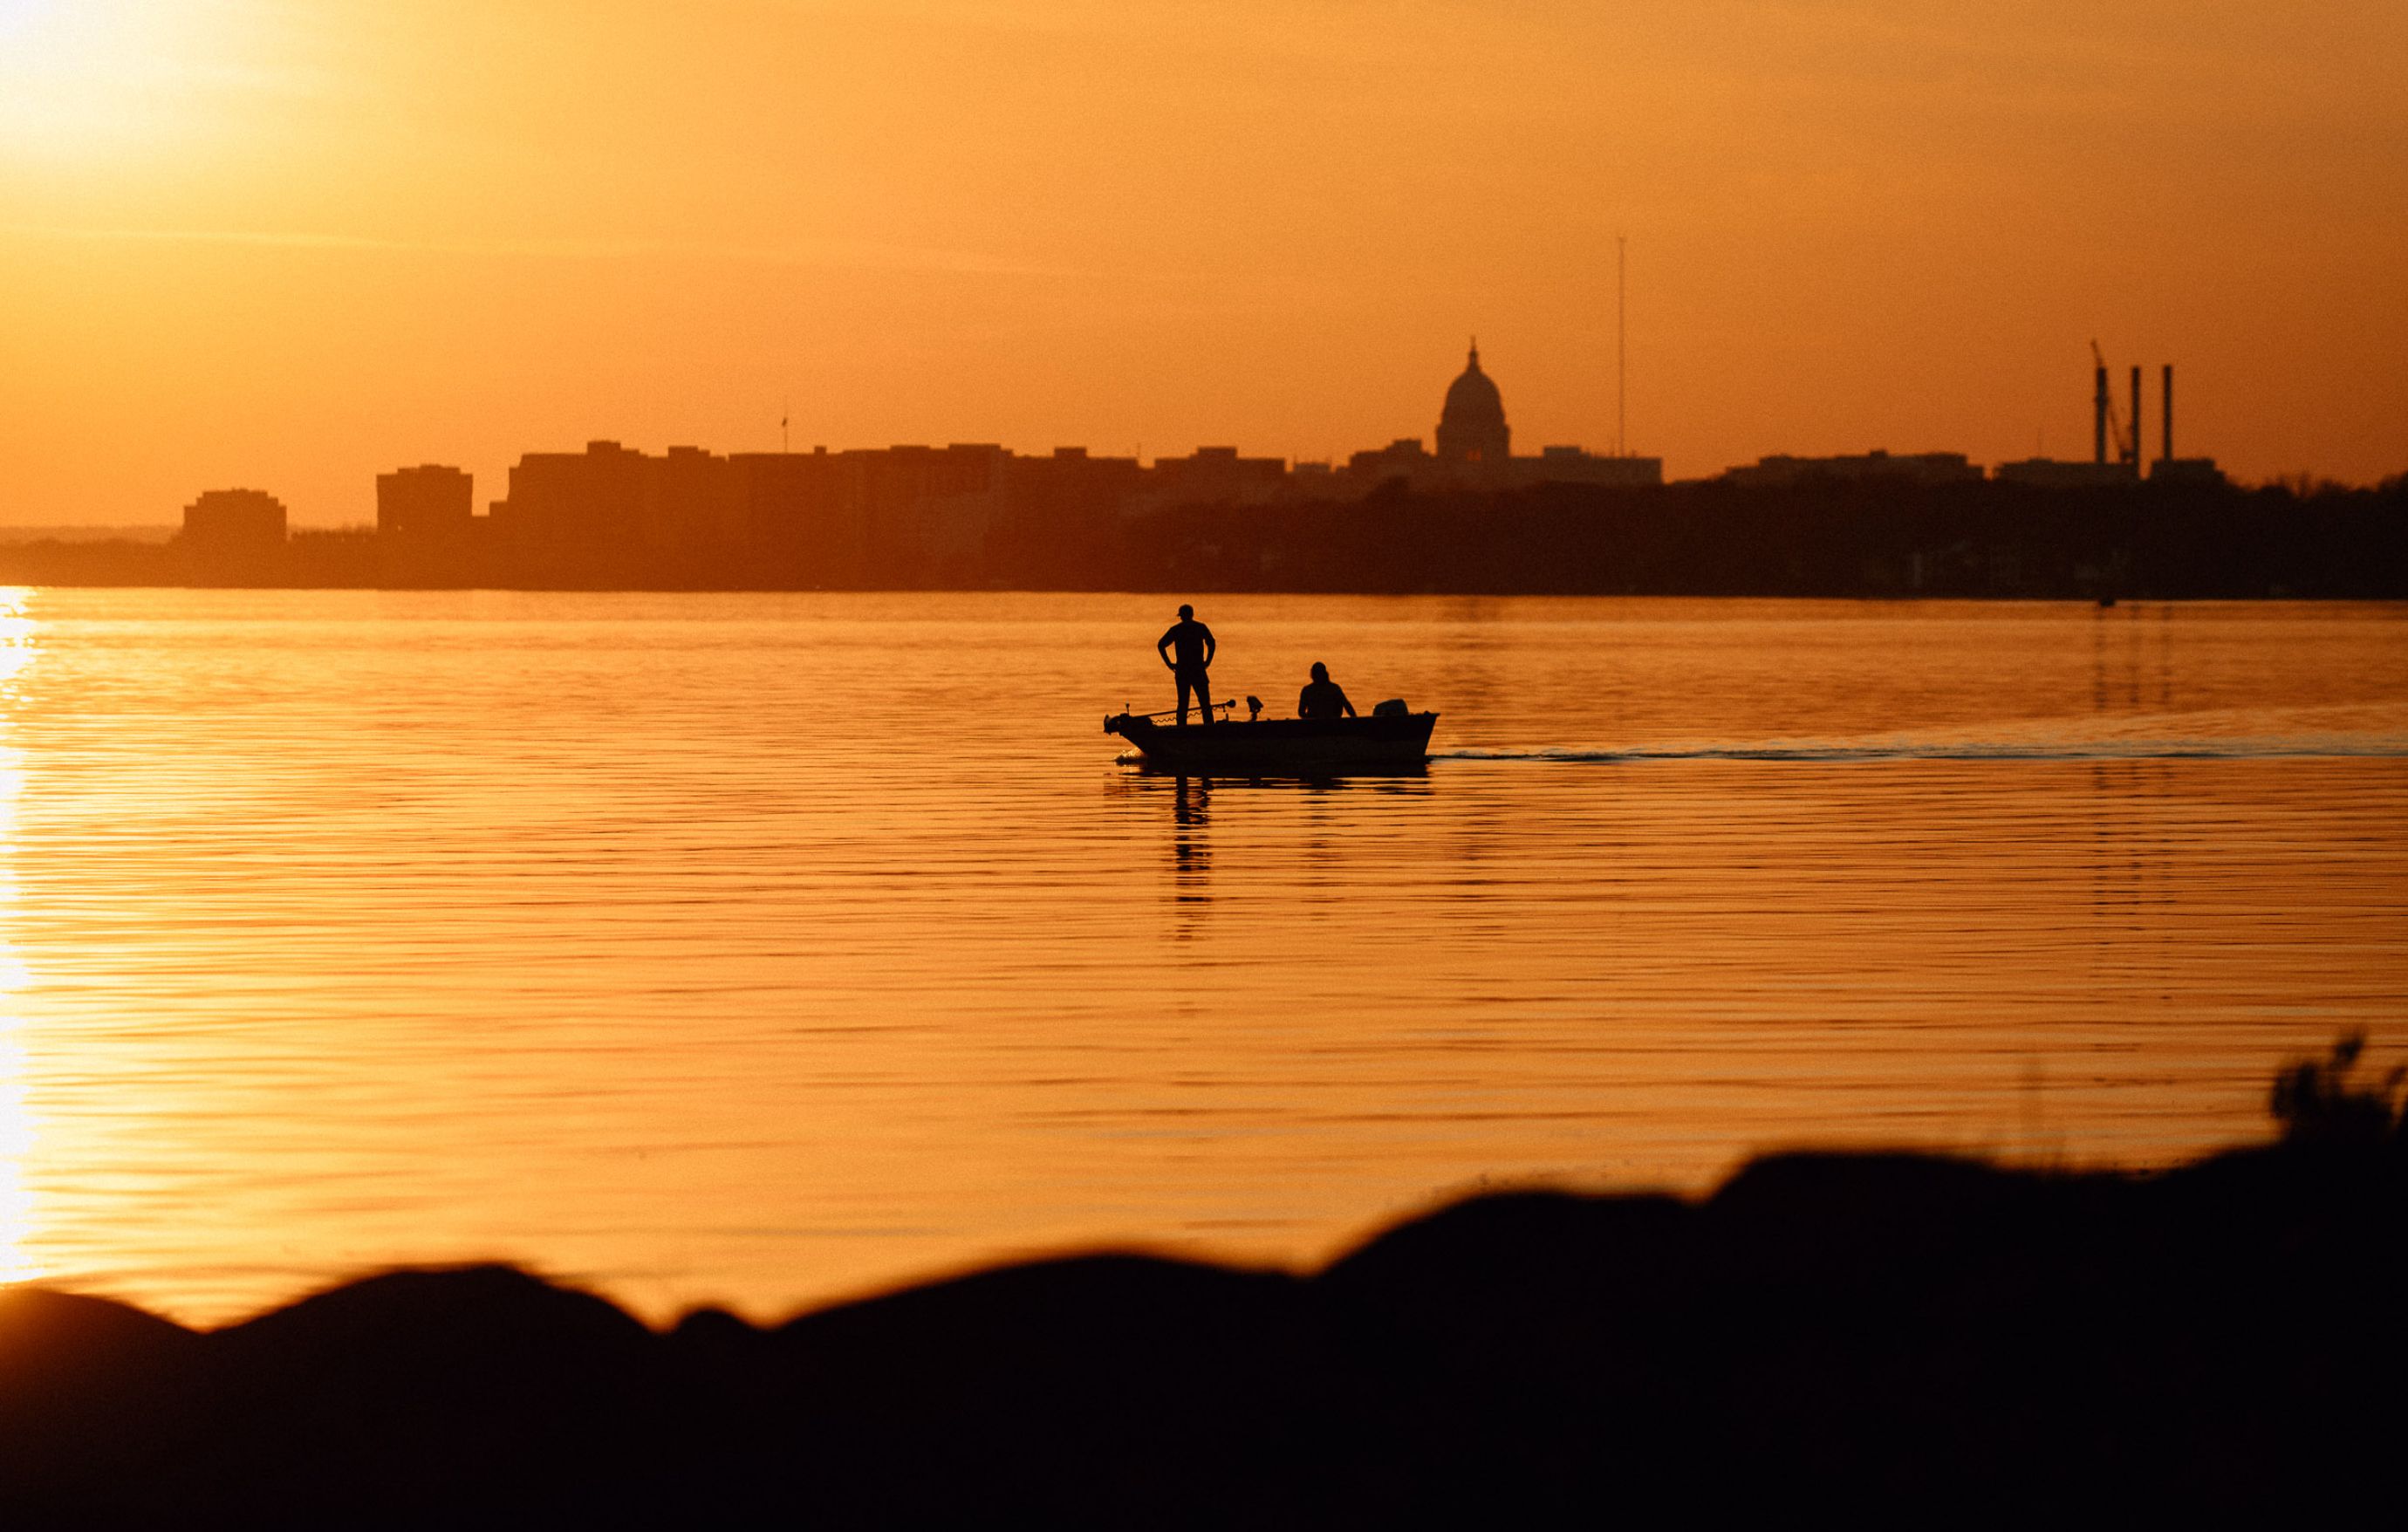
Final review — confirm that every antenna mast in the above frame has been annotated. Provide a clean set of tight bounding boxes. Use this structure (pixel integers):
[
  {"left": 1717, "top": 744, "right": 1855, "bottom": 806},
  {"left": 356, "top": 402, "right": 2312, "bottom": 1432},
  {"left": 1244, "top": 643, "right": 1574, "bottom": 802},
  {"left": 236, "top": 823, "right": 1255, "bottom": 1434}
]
[{"left": 1616, "top": 234, "right": 1627, "bottom": 457}]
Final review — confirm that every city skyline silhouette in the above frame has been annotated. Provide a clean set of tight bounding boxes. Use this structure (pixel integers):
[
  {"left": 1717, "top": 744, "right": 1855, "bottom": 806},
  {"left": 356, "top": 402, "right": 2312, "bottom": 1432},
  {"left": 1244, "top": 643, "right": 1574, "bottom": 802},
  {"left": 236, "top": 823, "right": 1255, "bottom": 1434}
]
[{"left": 3, "top": 3, "right": 2403, "bottom": 528}]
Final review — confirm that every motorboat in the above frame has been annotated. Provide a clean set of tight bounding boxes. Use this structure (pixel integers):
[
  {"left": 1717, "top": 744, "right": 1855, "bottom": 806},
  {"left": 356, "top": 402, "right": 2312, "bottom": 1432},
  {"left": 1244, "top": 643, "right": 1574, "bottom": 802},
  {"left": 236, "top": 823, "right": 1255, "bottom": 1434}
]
[{"left": 1105, "top": 701, "right": 1438, "bottom": 772}]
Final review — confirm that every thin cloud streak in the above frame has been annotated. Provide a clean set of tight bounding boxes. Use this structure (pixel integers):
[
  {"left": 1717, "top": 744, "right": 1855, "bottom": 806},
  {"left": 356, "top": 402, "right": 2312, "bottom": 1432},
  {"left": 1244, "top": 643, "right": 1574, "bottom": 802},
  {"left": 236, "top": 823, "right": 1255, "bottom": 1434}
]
[{"left": 1, "top": 223, "right": 1082, "bottom": 279}]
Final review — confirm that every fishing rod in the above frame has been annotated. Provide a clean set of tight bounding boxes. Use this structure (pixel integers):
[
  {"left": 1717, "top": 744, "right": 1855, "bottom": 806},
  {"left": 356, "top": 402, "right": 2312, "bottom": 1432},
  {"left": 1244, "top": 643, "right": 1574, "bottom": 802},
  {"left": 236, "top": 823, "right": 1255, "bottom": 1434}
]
[{"left": 1113, "top": 700, "right": 1236, "bottom": 722}]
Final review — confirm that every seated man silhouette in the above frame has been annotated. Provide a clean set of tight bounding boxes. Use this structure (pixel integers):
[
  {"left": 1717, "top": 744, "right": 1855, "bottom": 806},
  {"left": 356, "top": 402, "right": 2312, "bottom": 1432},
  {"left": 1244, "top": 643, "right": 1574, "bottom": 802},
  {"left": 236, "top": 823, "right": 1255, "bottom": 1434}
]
[
  {"left": 1296, "top": 662, "right": 1356, "bottom": 720},
  {"left": 1157, "top": 604, "right": 1217, "bottom": 725}
]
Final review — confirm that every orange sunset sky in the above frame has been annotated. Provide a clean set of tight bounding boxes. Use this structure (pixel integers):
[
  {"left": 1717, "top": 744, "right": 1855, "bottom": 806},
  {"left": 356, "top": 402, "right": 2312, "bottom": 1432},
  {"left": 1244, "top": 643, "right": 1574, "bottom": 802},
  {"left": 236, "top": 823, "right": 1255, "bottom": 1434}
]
[{"left": 3, "top": 0, "right": 2403, "bottom": 525}]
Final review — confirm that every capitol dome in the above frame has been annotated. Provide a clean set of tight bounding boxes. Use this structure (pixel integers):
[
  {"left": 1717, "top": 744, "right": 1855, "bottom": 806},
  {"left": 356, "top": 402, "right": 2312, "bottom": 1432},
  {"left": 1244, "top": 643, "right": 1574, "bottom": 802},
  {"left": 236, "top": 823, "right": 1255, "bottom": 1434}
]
[{"left": 1435, "top": 341, "right": 1510, "bottom": 467}]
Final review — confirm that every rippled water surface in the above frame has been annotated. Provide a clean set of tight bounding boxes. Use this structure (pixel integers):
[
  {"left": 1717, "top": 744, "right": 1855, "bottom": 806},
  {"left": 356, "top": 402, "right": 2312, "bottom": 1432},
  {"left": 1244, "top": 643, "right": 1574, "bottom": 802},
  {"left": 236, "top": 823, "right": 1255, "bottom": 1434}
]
[{"left": 2, "top": 591, "right": 2403, "bottom": 1323}]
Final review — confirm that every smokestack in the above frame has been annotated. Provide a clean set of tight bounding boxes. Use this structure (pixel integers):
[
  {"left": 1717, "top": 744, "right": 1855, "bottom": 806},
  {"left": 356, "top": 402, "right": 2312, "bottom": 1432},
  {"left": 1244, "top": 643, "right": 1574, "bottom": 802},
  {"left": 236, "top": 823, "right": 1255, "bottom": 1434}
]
[
  {"left": 2129, "top": 366, "right": 2142, "bottom": 471},
  {"left": 2094, "top": 365, "right": 2109, "bottom": 463},
  {"left": 2161, "top": 364, "right": 2173, "bottom": 464}
]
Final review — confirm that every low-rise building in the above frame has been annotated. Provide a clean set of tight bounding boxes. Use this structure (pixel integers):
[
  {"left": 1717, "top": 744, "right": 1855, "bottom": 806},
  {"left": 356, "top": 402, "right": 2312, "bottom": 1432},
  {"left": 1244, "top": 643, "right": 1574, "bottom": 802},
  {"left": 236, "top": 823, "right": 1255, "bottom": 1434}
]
[
  {"left": 1344, "top": 438, "right": 1436, "bottom": 488},
  {"left": 1145, "top": 446, "right": 1289, "bottom": 509},
  {"left": 376, "top": 465, "right": 473, "bottom": 538},
  {"left": 1722, "top": 450, "right": 1981, "bottom": 487},
  {"left": 1524, "top": 445, "right": 1664, "bottom": 488},
  {"left": 2148, "top": 458, "right": 2226, "bottom": 487},
  {"left": 181, "top": 488, "right": 288, "bottom": 546},
  {"left": 1992, "top": 459, "right": 2141, "bottom": 489}
]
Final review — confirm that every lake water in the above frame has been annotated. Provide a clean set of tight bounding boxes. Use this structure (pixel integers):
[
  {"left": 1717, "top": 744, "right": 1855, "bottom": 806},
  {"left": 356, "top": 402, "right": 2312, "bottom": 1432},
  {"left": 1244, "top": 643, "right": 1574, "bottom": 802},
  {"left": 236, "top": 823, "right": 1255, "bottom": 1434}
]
[{"left": 1, "top": 590, "right": 2402, "bottom": 1325}]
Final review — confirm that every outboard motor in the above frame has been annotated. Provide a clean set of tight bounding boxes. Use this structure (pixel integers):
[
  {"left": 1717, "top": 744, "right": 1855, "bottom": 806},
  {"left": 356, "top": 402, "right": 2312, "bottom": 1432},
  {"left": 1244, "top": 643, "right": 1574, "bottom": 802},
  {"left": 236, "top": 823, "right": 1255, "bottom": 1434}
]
[{"left": 1245, "top": 695, "right": 1262, "bottom": 721}]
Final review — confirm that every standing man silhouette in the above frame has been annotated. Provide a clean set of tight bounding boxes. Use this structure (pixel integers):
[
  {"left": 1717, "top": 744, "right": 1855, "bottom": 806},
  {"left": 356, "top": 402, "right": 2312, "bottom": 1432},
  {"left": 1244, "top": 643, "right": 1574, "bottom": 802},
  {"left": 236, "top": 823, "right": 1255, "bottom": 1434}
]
[{"left": 1157, "top": 604, "right": 1217, "bottom": 725}]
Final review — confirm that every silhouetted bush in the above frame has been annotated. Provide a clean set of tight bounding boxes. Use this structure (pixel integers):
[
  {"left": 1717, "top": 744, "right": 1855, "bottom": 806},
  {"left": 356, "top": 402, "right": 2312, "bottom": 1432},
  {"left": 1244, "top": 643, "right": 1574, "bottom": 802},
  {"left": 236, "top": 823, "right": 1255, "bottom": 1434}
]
[{"left": 2272, "top": 1029, "right": 2405, "bottom": 1146}]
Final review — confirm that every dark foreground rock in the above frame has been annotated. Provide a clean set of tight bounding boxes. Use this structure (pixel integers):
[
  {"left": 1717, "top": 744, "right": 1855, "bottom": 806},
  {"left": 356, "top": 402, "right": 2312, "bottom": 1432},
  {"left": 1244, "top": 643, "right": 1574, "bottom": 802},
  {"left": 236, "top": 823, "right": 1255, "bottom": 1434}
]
[{"left": 3, "top": 1141, "right": 2400, "bottom": 1527}]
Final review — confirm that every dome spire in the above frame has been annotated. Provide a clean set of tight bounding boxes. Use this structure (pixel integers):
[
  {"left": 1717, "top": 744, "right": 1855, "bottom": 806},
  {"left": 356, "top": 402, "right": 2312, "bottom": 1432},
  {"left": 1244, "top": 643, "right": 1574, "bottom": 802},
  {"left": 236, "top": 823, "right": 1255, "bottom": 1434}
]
[{"left": 1437, "top": 340, "right": 1508, "bottom": 467}]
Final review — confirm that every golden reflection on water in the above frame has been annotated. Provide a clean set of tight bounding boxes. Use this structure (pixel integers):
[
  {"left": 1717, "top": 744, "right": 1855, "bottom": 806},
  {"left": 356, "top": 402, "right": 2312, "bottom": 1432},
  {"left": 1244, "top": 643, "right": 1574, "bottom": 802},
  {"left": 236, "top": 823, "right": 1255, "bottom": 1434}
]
[
  {"left": 0, "top": 590, "right": 38, "bottom": 1283},
  {"left": 0, "top": 591, "right": 2401, "bottom": 1325},
  {"left": 0, "top": 1016, "right": 29, "bottom": 1284}
]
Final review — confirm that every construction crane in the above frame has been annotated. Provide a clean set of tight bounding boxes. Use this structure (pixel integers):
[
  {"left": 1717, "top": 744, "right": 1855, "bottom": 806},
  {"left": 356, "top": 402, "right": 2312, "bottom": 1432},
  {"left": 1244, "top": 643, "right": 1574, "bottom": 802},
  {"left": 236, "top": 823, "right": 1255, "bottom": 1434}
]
[{"left": 2090, "top": 340, "right": 2135, "bottom": 465}]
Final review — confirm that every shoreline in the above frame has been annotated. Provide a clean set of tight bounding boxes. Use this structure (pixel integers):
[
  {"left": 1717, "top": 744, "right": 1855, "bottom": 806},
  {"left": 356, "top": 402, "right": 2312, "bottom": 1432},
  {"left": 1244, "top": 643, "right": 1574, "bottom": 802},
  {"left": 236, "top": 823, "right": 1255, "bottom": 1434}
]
[
  {"left": 4, "top": 571, "right": 2408, "bottom": 603},
  {"left": 7, "top": 475, "right": 2405, "bottom": 600}
]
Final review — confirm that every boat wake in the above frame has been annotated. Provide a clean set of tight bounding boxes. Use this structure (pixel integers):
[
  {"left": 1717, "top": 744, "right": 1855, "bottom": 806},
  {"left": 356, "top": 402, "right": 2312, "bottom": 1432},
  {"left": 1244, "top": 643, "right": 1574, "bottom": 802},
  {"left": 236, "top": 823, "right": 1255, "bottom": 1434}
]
[
  {"left": 1436, "top": 726, "right": 2408, "bottom": 764},
  {"left": 1432, "top": 701, "right": 2408, "bottom": 764},
  {"left": 1435, "top": 741, "right": 2408, "bottom": 763}
]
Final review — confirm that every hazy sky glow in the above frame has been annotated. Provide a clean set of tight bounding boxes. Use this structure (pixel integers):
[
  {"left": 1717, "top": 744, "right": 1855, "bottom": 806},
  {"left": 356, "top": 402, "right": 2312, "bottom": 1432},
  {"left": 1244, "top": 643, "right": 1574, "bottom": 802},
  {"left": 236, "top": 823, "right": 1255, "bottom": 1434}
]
[{"left": 3, "top": 0, "right": 2403, "bottom": 522}]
